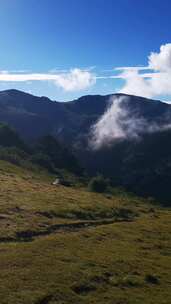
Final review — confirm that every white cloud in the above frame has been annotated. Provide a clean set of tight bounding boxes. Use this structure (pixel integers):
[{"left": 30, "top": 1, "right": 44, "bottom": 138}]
[
  {"left": 54, "top": 68, "right": 96, "bottom": 91},
  {"left": 149, "top": 43, "right": 171, "bottom": 71},
  {"left": 117, "top": 69, "right": 154, "bottom": 98},
  {"left": 1, "top": 43, "right": 171, "bottom": 97},
  {"left": 115, "top": 43, "right": 171, "bottom": 99},
  {"left": 115, "top": 66, "right": 149, "bottom": 71},
  {"left": 90, "top": 96, "right": 126, "bottom": 149},
  {"left": 0, "top": 68, "right": 96, "bottom": 92}
]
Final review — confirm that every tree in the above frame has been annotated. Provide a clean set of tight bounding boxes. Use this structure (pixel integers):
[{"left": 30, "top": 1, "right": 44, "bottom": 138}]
[{"left": 88, "top": 175, "right": 109, "bottom": 193}]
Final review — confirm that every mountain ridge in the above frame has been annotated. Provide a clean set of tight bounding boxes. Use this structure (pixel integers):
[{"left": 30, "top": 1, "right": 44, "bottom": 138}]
[{"left": 0, "top": 89, "right": 170, "bottom": 143}]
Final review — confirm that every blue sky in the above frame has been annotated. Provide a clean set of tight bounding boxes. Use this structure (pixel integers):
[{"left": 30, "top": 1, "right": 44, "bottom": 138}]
[{"left": 0, "top": 0, "right": 171, "bottom": 101}]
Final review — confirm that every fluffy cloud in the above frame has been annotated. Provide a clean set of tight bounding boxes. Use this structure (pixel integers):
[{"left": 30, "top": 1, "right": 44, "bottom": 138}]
[
  {"left": 117, "top": 43, "right": 171, "bottom": 99},
  {"left": 54, "top": 68, "right": 96, "bottom": 91},
  {"left": 149, "top": 43, "right": 171, "bottom": 71},
  {"left": 0, "top": 68, "right": 96, "bottom": 92},
  {"left": 118, "top": 69, "right": 154, "bottom": 98}
]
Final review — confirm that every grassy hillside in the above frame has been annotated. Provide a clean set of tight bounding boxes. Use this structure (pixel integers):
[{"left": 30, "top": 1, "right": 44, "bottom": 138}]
[{"left": 0, "top": 160, "right": 170, "bottom": 304}]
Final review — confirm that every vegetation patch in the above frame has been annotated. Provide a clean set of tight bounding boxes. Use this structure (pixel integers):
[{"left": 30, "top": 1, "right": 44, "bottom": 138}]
[
  {"left": 35, "top": 294, "right": 53, "bottom": 304},
  {"left": 88, "top": 175, "right": 110, "bottom": 193},
  {"left": 72, "top": 282, "right": 97, "bottom": 295}
]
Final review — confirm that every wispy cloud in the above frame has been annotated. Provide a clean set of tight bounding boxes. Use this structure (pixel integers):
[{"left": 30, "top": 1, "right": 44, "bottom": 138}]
[
  {"left": 1, "top": 43, "right": 171, "bottom": 98},
  {"left": 90, "top": 95, "right": 171, "bottom": 149},
  {"left": 115, "top": 66, "right": 150, "bottom": 71},
  {"left": 0, "top": 68, "right": 96, "bottom": 92}
]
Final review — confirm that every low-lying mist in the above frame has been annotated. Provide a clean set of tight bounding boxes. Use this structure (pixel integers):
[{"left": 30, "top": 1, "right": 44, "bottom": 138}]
[{"left": 89, "top": 96, "right": 171, "bottom": 149}]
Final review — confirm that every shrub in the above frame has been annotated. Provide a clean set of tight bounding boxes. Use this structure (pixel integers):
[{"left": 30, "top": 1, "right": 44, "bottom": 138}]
[
  {"left": 145, "top": 274, "right": 159, "bottom": 284},
  {"left": 88, "top": 175, "right": 109, "bottom": 193},
  {"left": 0, "top": 123, "right": 27, "bottom": 150},
  {"left": 30, "top": 153, "right": 55, "bottom": 172},
  {"left": 34, "top": 135, "right": 83, "bottom": 174},
  {"left": 0, "top": 146, "right": 27, "bottom": 166}
]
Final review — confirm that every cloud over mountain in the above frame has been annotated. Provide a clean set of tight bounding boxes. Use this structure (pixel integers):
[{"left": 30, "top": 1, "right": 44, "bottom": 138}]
[
  {"left": 116, "top": 43, "right": 171, "bottom": 99},
  {"left": 0, "top": 43, "right": 171, "bottom": 98},
  {"left": 90, "top": 95, "right": 171, "bottom": 149}
]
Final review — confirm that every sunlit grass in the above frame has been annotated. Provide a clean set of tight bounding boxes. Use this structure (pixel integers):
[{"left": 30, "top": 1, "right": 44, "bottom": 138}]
[{"left": 0, "top": 160, "right": 170, "bottom": 304}]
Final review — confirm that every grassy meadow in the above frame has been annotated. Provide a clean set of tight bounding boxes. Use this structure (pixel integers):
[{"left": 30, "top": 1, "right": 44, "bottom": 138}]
[{"left": 0, "top": 160, "right": 170, "bottom": 304}]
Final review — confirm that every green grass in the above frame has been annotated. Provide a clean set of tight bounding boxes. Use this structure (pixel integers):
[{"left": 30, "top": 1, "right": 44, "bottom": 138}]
[{"left": 0, "top": 160, "right": 170, "bottom": 304}]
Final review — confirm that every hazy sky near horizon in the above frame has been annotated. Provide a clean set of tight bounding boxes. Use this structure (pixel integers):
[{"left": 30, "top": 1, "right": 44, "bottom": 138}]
[{"left": 0, "top": 0, "right": 171, "bottom": 101}]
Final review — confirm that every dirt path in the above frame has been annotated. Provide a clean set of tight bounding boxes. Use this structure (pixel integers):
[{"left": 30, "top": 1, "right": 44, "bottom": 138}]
[{"left": 0, "top": 217, "right": 133, "bottom": 243}]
